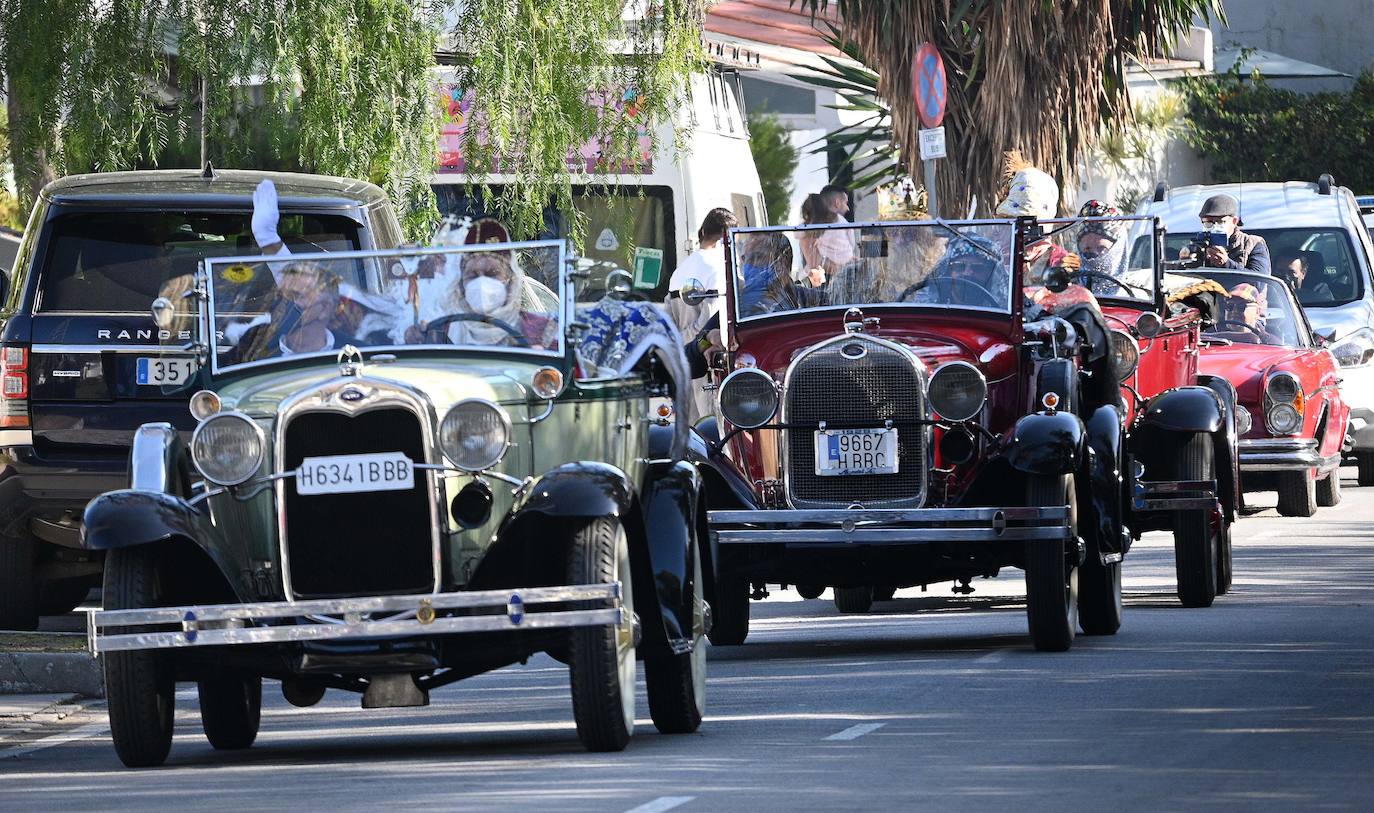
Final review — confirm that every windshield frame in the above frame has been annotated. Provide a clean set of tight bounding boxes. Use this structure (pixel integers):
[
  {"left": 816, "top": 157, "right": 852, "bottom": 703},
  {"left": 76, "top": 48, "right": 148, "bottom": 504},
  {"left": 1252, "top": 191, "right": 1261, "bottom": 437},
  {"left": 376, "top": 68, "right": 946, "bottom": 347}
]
[
  {"left": 199, "top": 239, "right": 570, "bottom": 376},
  {"left": 724, "top": 218, "right": 1026, "bottom": 326}
]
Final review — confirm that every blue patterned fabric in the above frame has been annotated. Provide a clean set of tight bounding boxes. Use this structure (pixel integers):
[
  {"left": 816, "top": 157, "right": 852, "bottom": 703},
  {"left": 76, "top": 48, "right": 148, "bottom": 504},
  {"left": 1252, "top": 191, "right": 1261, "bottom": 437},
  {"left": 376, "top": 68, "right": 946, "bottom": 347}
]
[{"left": 577, "top": 298, "right": 685, "bottom": 377}]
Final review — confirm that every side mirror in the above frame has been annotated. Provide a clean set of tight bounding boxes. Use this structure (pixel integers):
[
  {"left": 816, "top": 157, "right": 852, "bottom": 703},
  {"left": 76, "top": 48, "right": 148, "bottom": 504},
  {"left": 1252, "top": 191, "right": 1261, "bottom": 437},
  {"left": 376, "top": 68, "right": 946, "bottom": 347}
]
[
  {"left": 151, "top": 296, "right": 176, "bottom": 329},
  {"left": 1314, "top": 328, "right": 1336, "bottom": 346},
  {"left": 680, "top": 278, "right": 720, "bottom": 306},
  {"left": 1042, "top": 266, "right": 1070, "bottom": 294}
]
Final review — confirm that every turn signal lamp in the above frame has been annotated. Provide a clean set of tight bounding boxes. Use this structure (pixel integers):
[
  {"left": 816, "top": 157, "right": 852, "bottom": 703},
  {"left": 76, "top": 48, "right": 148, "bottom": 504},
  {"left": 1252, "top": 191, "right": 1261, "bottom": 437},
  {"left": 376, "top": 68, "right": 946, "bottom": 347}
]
[
  {"left": 1042, "top": 392, "right": 1060, "bottom": 411},
  {"left": 531, "top": 367, "right": 565, "bottom": 400}
]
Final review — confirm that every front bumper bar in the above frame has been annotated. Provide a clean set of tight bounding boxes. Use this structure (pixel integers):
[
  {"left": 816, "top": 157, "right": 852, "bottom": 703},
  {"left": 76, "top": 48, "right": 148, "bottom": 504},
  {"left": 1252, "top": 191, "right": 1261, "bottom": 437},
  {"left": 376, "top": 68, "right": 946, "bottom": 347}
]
[
  {"left": 1239, "top": 438, "right": 1339, "bottom": 473},
  {"left": 88, "top": 583, "right": 622, "bottom": 654},
  {"left": 709, "top": 506, "right": 1072, "bottom": 546},
  {"left": 1131, "top": 478, "right": 1216, "bottom": 511}
]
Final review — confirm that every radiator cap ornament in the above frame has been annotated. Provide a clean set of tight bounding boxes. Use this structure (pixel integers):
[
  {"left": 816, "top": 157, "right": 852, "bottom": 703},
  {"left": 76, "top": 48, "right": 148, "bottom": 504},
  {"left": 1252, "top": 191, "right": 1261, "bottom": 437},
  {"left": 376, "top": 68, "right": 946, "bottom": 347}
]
[{"left": 337, "top": 344, "right": 364, "bottom": 376}]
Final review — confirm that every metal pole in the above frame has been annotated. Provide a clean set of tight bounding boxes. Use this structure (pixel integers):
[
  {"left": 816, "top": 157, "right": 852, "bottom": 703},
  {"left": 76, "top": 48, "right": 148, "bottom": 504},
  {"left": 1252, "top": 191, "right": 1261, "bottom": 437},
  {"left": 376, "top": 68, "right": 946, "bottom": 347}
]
[
  {"left": 200, "top": 75, "right": 208, "bottom": 168},
  {"left": 923, "top": 159, "right": 938, "bottom": 219}
]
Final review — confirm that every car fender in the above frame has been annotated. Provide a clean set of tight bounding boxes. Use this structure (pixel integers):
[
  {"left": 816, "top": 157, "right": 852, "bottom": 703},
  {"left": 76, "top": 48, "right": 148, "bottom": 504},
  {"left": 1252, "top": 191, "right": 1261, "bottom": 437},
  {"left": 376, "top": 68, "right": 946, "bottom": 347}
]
[
  {"left": 1082, "top": 405, "right": 1126, "bottom": 558},
  {"left": 1197, "top": 375, "right": 1241, "bottom": 522},
  {"left": 1139, "top": 386, "right": 1224, "bottom": 434},
  {"left": 1007, "top": 410, "right": 1085, "bottom": 476},
  {"left": 638, "top": 459, "right": 704, "bottom": 649},
  {"left": 508, "top": 461, "right": 636, "bottom": 521}
]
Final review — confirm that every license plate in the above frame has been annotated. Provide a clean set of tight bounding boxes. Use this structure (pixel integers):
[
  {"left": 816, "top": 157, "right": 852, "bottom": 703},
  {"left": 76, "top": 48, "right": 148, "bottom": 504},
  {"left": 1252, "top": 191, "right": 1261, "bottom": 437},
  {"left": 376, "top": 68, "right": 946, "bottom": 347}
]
[
  {"left": 136, "top": 357, "right": 197, "bottom": 386},
  {"left": 296, "top": 452, "right": 416, "bottom": 495},
  {"left": 815, "top": 428, "right": 899, "bottom": 476}
]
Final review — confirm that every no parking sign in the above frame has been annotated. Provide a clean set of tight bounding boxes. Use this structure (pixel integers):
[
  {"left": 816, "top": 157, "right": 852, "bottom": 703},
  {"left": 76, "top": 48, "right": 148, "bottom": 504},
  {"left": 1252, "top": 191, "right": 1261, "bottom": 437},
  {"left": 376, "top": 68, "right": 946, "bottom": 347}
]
[{"left": 913, "top": 42, "right": 947, "bottom": 129}]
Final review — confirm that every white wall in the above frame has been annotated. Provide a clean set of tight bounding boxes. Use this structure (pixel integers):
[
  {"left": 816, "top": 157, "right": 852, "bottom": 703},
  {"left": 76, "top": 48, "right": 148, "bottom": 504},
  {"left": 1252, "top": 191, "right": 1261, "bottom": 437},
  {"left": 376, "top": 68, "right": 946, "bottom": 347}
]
[{"left": 1209, "top": 0, "right": 1374, "bottom": 90}]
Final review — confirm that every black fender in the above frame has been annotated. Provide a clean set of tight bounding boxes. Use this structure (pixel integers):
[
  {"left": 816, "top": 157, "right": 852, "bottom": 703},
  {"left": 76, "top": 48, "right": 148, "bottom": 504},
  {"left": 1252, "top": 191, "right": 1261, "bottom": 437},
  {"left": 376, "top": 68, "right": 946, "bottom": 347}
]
[
  {"left": 507, "top": 461, "right": 635, "bottom": 521},
  {"left": 1035, "top": 358, "right": 1080, "bottom": 414},
  {"left": 682, "top": 421, "right": 757, "bottom": 610},
  {"left": 1139, "top": 386, "right": 1224, "bottom": 434},
  {"left": 1197, "top": 375, "right": 1240, "bottom": 522},
  {"left": 1082, "top": 405, "right": 1127, "bottom": 559},
  {"left": 638, "top": 460, "right": 704, "bottom": 648},
  {"left": 1007, "top": 410, "right": 1085, "bottom": 476}
]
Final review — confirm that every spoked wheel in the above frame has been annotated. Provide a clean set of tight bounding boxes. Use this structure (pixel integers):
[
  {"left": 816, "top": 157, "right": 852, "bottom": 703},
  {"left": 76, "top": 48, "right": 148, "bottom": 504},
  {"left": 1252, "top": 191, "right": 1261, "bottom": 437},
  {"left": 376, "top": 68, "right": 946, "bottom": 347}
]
[
  {"left": 708, "top": 577, "right": 750, "bottom": 646},
  {"left": 198, "top": 673, "right": 263, "bottom": 750},
  {"left": 1024, "top": 473, "right": 1079, "bottom": 652},
  {"left": 1276, "top": 470, "right": 1317, "bottom": 517},
  {"left": 645, "top": 537, "right": 706, "bottom": 735},
  {"left": 833, "top": 586, "right": 874, "bottom": 614},
  {"left": 1316, "top": 468, "right": 1342, "bottom": 507},
  {"left": 795, "top": 584, "right": 825, "bottom": 600},
  {"left": 104, "top": 546, "right": 175, "bottom": 768},
  {"left": 1173, "top": 433, "right": 1218, "bottom": 608},
  {"left": 568, "top": 516, "right": 637, "bottom": 752},
  {"left": 1215, "top": 512, "right": 1234, "bottom": 596}
]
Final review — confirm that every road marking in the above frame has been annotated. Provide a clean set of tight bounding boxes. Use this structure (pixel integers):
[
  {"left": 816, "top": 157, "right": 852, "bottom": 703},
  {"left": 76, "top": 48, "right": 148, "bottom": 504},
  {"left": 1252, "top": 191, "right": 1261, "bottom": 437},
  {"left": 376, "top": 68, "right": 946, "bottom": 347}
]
[
  {"left": 824, "top": 722, "right": 886, "bottom": 741},
  {"left": 1, "top": 720, "right": 108, "bottom": 760},
  {"left": 624, "top": 797, "right": 695, "bottom": 813},
  {"left": 975, "top": 648, "right": 1011, "bottom": 664}
]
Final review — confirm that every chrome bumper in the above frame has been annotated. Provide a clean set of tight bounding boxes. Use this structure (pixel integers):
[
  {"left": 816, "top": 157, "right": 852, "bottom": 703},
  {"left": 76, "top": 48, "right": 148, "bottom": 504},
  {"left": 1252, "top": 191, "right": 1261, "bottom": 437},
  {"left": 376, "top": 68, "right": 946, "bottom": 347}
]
[
  {"left": 88, "top": 583, "right": 622, "bottom": 654},
  {"left": 1239, "top": 438, "right": 1340, "bottom": 473},
  {"left": 1131, "top": 479, "right": 1217, "bottom": 512},
  {"left": 708, "top": 507, "right": 1072, "bottom": 546}
]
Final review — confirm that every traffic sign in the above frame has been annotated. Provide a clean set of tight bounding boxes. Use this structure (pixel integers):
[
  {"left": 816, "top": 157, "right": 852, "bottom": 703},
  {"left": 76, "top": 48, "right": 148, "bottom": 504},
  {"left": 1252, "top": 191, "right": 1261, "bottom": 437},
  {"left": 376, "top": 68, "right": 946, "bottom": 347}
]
[
  {"left": 913, "top": 42, "right": 947, "bottom": 129},
  {"left": 919, "top": 127, "right": 946, "bottom": 161}
]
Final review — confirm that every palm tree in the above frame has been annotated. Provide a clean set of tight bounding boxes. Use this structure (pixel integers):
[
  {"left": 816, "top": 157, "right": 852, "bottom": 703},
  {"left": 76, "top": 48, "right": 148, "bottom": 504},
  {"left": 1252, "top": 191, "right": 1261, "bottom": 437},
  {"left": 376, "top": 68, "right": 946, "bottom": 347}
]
[{"left": 795, "top": 0, "right": 1225, "bottom": 216}]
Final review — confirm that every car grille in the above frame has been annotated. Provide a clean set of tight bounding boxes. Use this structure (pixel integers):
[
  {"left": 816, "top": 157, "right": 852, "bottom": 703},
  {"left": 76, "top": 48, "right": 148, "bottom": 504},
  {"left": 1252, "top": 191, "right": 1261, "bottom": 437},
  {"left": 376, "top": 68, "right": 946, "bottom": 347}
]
[
  {"left": 785, "top": 337, "right": 926, "bottom": 508},
  {"left": 281, "top": 407, "right": 434, "bottom": 599}
]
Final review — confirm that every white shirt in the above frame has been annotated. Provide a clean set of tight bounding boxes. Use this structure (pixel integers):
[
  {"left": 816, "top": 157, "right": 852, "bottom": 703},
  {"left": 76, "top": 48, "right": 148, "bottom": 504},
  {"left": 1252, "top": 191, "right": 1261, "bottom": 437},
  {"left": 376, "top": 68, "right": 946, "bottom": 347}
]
[{"left": 667, "top": 243, "right": 726, "bottom": 294}]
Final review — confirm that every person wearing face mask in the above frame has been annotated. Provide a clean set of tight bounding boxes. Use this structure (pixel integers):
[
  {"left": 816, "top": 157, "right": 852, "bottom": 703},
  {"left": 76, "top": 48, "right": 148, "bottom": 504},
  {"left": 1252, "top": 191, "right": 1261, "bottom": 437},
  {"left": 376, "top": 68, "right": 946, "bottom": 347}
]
[
  {"left": 1179, "top": 194, "right": 1270, "bottom": 274},
  {"left": 1068, "top": 200, "right": 1130, "bottom": 295},
  {"left": 230, "top": 262, "right": 356, "bottom": 364}
]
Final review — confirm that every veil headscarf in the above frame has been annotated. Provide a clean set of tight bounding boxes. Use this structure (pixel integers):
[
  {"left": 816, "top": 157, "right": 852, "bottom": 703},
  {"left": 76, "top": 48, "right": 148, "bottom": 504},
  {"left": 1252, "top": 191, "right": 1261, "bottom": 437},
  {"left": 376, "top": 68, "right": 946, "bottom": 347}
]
[
  {"left": 1075, "top": 201, "right": 1130, "bottom": 294},
  {"left": 442, "top": 250, "right": 529, "bottom": 346}
]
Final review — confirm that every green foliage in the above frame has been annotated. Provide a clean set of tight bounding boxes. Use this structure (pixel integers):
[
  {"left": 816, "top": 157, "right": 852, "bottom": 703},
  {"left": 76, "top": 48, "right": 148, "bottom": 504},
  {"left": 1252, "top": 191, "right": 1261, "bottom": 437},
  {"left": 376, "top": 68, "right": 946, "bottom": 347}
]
[
  {"left": 746, "top": 112, "right": 799, "bottom": 225},
  {"left": 0, "top": 107, "right": 19, "bottom": 230},
  {"left": 1180, "top": 64, "right": 1374, "bottom": 189}
]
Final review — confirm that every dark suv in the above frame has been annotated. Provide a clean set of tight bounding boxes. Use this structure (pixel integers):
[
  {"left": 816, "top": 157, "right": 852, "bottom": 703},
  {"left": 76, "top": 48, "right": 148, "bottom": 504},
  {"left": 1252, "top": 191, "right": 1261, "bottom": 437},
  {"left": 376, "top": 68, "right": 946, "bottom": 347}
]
[{"left": 0, "top": 168, "right": 402, "bottom": 629}]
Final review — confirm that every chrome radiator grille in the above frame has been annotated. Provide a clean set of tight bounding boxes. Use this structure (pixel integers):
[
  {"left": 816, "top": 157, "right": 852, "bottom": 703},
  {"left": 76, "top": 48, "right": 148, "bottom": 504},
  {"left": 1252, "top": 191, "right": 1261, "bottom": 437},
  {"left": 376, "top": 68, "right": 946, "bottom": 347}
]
[
  {"left": 281, "top": 407, "right": 435, "bottom": 599},
  {"left": 784, "top": 337, "right": 926, "bottom": 508}
]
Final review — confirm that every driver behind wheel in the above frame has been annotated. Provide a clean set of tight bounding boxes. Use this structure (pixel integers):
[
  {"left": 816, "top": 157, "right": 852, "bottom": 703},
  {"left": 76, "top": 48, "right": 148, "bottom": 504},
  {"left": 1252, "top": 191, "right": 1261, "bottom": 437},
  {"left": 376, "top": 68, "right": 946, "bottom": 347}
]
[
  {"left": 1213, "top": 282, "right": 1276, "bottom": 344},
  {"left": 1070, "top": 201, "right": 1130, "bottom": 295},
  {"left": 911, "top": 233, "right": 1007, "bottom": 306}
]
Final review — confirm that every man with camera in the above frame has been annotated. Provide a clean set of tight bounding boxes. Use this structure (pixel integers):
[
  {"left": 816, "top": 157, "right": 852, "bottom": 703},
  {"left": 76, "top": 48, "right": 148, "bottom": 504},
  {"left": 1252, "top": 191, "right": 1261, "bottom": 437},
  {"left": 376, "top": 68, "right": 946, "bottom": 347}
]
[{"left": 1179, "top": 193, "right": 1271, "bottom": 275}]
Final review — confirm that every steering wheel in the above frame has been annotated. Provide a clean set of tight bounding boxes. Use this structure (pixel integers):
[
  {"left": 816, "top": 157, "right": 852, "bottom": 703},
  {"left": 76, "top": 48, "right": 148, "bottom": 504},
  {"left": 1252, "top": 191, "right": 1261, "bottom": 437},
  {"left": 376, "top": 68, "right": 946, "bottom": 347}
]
[
  {"left": 421, "top": 312, "right": 531, "bottom": 347},
  {"left": 896, "top": 277, "right": 1000, "bottom": 307},
  {"left": 1075, "top": 270, "right": 1151, "bottom": 297},
  {"left": 1214, "top": 319, "right": 1266, "bottom": 341}
]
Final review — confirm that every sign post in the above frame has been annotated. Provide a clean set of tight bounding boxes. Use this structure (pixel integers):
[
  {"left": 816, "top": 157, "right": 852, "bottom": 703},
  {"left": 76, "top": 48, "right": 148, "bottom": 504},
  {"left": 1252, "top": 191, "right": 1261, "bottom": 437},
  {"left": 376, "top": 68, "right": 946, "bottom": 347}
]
[{"left": 913, "top": 42, "right": 947, "bottom": 218}]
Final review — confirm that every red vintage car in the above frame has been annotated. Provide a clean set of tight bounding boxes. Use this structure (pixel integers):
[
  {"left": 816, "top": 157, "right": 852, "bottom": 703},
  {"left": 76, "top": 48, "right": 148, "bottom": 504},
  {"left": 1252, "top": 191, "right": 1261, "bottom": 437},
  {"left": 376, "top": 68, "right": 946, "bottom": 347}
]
[
  {"left": 688, "top": 217, "right": 1147, "bottom": 652},
  {"left": 1040, "top": 215, "right": 1240, "bottom": 608},
  {"left": 1190, "top": 270, "right": 1349, "bottom": 515}
]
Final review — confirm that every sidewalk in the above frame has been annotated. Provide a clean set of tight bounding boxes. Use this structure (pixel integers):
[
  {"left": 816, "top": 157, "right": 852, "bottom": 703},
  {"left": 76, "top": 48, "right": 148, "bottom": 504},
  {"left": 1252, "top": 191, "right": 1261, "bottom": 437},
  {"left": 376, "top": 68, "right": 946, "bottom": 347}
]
[{"left": 0, "top": 693, "right": 96, "bottom": 743}]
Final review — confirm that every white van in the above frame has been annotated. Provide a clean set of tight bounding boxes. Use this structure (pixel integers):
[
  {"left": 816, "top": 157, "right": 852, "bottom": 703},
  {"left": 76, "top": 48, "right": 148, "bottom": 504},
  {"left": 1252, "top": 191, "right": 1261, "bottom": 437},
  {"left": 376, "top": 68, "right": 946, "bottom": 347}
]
[
  {"left": 431, "top": 66, "right": 766, "bottom": 302},
  {"left": 1141, "top": 176, "right": 1374, "bottom": 482}
]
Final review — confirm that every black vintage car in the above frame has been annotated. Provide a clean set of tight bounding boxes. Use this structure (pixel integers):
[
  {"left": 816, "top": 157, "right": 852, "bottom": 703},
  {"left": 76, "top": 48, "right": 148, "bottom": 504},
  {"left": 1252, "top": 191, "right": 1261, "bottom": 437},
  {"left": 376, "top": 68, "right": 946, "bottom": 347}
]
[{"left": 0, "top": 168, "right": 404, "bottom": 629}]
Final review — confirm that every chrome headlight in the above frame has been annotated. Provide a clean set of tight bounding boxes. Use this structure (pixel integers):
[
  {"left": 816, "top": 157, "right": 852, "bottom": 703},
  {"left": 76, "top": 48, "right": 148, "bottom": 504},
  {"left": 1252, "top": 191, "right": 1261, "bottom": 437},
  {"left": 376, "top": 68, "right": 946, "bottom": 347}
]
[
  {"left": 1266, "top": 372, "right": 1301, "bottom": 404},
  {"left": 718, "top": 368, "right": 778, "bottom": 429},
  {"left": 1266, "top": 403, "right": 1302, "bottom": 435},
  {"left": 1234, "top": 404, "right": 1253, "bottom": 435},
  {"left": 440, "top": 399, "right": 511, "bottom": 472},
  {"left": 1330, "top": 327, "right": 1374, "bottom": 368},
  {"left": 190, "top": 412, "right": 264, "bottom": 486},
  {"left": 1108, "top": 330, "right": 1140, "bottom": 380},
  {"left": 1265, "top": 372, "right": 1304, "bottom": 435},
  {"left": 928, "top": 361, "right": 987, "bottom": 422}
]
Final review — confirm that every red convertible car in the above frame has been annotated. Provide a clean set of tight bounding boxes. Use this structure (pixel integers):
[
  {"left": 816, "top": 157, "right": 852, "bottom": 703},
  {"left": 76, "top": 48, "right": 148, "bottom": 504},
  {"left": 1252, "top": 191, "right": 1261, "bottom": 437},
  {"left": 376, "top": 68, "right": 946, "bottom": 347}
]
[{"left": 1191, "top": 270, "right": 1349, "bottom": 516}]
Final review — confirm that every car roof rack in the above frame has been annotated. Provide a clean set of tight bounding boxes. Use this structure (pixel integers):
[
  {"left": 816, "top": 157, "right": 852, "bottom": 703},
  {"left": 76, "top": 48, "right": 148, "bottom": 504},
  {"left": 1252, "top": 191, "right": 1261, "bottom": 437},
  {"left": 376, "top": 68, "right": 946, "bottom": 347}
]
[
  {"left": 1318, "top": 173, "right": 1334, "bottom": 195},
  {"left": 1152, "top": 181, "right": 1168, "bottom": 202}
]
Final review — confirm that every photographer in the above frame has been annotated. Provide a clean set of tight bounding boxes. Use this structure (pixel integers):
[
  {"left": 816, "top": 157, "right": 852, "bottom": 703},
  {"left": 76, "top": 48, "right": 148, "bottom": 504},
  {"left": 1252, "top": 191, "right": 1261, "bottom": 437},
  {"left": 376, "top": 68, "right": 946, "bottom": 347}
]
[{"left": 1180, "top": 194, "right": 1270, "bottom": 275}]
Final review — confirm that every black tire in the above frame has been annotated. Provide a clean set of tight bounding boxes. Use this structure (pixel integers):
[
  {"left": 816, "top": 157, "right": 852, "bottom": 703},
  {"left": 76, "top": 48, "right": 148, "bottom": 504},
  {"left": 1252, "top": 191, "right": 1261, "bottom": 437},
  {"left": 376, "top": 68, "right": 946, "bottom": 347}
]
[
  {"left": 834, "top": 586, "right": 874, "bottom": 613},
  {"left": 1216, "top": 516, "right": 1233, "bottom": 596},
  {"left": 1358, "top": 453, "right": 1374, "bottom": 486},
  {"left": 1173, "top": 433, "right": 1218, "bottom": 608},
  {"left": 645, "top": 539, "right": 706, "bottom": 735},
  {"left": 567, "top": 516, "right": 636, "bottom": 752},
  {"left": 1024, "top": 474, "right": 1078, "bottom": 652},
  {"left": 795, "top": 584, "right": 825, "bottom": 600},
  {"left": 1078, "top": 552, "right": 1122, "bottom": 636},
  {"left": 1276, "top": 470, "right": 1317, "bottom": 517},
  {"left": 39, "top": 578, "right": 91, "bottom": 616},
  {"left": 198, "top": 674, "right": 262, "bottom": 750},
  {"left": 1316, "top": 468, "right": 1342, "bottom": 507},
  {"left": 0, "top": 535, "right": 39, "bottom": 630},
  {"left": 707, "top": 577, "right": 750, "bottom": 646},
  {"left": 103, "top": 546, "right": 175, "bottom": 768},
  {"left": 873, "top": 587, "right": 897, "bottom": 602}
]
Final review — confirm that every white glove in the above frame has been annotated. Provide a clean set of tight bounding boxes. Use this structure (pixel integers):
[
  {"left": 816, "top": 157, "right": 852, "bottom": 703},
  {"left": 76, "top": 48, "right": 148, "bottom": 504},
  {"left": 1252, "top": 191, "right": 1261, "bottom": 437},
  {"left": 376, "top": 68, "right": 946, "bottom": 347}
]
[{"left": 252, "top": 179, "right": 282, "bottom": 248}]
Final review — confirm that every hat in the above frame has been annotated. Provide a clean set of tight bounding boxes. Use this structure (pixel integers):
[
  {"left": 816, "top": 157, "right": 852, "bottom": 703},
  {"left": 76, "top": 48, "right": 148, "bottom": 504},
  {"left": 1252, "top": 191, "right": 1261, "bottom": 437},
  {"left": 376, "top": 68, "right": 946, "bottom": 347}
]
[
  {"left": 1076, "top": 199, "right": 1126, "bottom": 242},
  {"left": 1199, "top": 194, "right": 1239, "bottom": 219},
  {"left": 996, "top": 168, "right": 1059, "bottom": 218},
  {"left": 1228, "top": 282, "right": 1262, "bottom": 305},
  {"left": 464, "top": 217, "right": 511, "bottom": 246},
  {"left": 945, "top": 234, "right": 1003, "bottom": 266}
]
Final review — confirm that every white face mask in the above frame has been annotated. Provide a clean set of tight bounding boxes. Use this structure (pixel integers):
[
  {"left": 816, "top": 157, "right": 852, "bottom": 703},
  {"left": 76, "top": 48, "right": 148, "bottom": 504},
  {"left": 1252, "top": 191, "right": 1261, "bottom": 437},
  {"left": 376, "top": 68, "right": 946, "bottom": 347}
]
[
  {"left": 464, "top": 276, "right": 507, "bottom": 314},
  {"left": 1206, "top": 222, "right": 1229, "bottom": 234}
]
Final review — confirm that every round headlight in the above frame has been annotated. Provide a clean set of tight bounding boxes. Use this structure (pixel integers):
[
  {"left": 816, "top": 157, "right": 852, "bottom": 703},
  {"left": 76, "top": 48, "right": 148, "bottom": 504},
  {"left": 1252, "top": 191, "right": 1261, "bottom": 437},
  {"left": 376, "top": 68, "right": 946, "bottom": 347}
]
[
  {"left": 440, "top": 399, "right": 511, "bottom": 472},
  {"left": 1235, "top": 404, "right": 1253, "bottom": 436},
  {"left": 718, "top": 368, "right": 778, "bottom": 429},
  {"left": 1108, "top": 330, "right": 1140, "bottom": 380},
  {"left": 1266, "top": 372, "right": 1300, "bottom": 403},
  {"left": 1135, "top": 311, "right": 1162, "bottom": 339},
  {"left": 190, "top": 412, "right": 264, "bottom": 486},
  {"left": 928, "top": 361, "right": 987, "bottom": 422},
  {"left": 1267, "top": 402, "right": 1302, "bottom": 435}
]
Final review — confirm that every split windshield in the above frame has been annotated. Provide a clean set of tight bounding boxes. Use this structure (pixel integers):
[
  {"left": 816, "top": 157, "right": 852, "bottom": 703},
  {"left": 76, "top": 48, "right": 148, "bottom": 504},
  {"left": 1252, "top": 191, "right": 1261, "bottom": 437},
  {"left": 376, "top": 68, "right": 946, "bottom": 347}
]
[{"left": 727, "top": 220, "right": 1019, "bottom": 321}]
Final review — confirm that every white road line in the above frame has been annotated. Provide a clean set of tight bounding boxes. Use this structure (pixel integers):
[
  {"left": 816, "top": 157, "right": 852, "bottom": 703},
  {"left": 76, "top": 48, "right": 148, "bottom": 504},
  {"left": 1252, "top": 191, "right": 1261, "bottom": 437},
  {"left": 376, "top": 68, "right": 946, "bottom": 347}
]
[
  {"left": 1, "top": 720, "right": 109, "bottom": 760},
  {"left": 624, "top": 796, "right": 695, "bottom": 813},
  {"left": 824, "top": 722, "right": 886, "bottom": 741},
  {"left": 974, "top": 648, "right": 1011, "bottom": 664}
]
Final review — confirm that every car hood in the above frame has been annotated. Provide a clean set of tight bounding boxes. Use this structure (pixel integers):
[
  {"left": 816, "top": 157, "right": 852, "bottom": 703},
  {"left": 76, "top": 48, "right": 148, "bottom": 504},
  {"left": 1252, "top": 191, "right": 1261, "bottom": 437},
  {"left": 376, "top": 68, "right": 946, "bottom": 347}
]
[
  {"left": 217, "top": 357, "right": 538, "bottom": 418},
  {"left": 1198, "top": 343, "right": 1306, "bottom": 405},
  {"left": 1302, "top": 297, "right": 1374, "bottom": 343}
]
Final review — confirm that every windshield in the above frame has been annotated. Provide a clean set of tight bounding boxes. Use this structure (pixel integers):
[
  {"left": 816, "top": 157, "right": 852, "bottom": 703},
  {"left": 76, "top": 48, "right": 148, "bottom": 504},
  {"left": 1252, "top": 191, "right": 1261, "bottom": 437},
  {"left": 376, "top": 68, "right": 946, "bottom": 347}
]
[
  {"left": 203, "top": 242, "right": 566, "bottom": 373},
  {"left": 1185, "top": 270, "right": 1306, "bottom": 347},
  {"left": 1163, "top": 227, "right": 1364, "bottom": 307},
  {"left": 727, "top": 220, "right": 1019, "bottom": 321},
  {"left": 1039, "top": 216, "right": 1158, "bottom": 303}
]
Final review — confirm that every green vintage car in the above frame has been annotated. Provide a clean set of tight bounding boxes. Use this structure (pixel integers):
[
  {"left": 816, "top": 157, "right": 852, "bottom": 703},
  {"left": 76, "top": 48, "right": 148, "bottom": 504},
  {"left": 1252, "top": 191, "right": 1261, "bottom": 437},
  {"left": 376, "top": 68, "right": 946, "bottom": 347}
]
[{"left": 83, "top": 239, "right": 707, "bottom": 767}]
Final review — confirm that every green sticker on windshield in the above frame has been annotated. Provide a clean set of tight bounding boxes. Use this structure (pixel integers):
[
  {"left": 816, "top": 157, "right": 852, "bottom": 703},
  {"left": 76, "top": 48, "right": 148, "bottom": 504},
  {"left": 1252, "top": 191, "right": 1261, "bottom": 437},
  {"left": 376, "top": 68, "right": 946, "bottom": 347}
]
[{"left": 633, "top": 247, "right": 664, "bottom": 288}]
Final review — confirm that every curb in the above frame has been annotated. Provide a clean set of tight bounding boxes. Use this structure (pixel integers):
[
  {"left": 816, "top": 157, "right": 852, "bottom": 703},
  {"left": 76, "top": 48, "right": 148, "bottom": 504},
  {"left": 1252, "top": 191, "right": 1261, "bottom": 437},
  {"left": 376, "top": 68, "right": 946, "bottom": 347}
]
[{"left": 0, "top": 652, "right": 104, "bottom": 698}]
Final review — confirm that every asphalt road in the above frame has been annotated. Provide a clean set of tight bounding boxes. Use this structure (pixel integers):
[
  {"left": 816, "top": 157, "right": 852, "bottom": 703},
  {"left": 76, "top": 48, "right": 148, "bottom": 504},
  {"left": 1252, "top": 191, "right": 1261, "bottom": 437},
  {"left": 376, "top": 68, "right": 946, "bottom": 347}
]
[{"left": 4, "top": 474, "right": 1373, "bottom": 811}]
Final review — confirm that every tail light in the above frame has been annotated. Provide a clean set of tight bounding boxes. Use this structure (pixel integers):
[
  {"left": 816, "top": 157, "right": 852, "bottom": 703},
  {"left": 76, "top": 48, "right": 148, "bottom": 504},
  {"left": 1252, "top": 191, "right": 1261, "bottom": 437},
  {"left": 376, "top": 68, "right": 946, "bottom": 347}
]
[{"left": 0, "top": 345, "right": 30, "bottom": 428}]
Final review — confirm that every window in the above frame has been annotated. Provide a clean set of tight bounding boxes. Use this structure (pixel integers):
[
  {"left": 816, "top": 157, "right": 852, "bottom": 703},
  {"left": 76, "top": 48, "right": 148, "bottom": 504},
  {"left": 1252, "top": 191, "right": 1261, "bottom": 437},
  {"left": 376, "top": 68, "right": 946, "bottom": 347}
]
[{"left": 739, "top": 76, "right": 815, "bottom": 117}]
